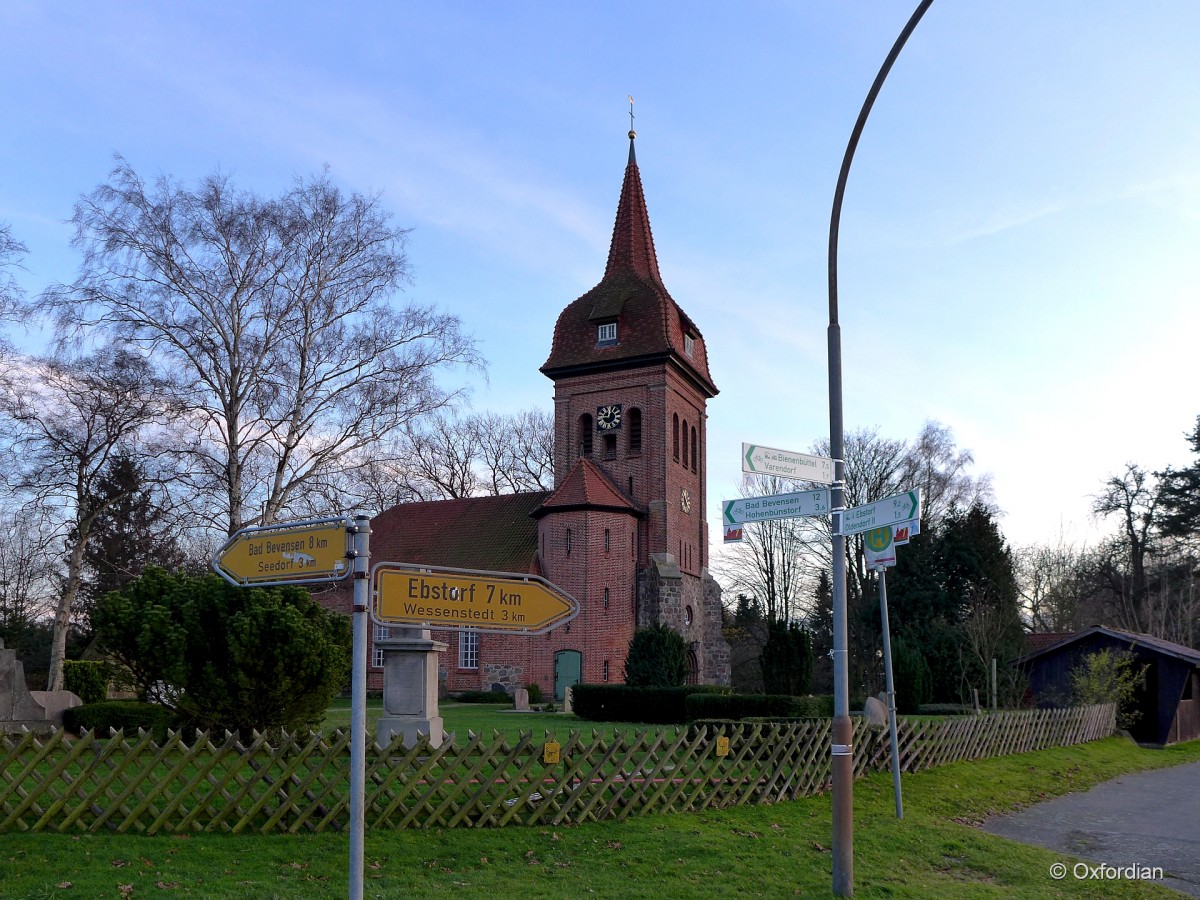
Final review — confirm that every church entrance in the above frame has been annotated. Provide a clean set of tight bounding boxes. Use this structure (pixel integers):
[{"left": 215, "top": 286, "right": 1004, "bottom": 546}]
[{"left": 555, "top": 650, "right": 581, "bottom": 701}]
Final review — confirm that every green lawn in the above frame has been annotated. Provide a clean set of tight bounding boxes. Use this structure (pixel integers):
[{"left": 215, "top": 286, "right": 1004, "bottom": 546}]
[
  {"left": 322, "top": 698, "right": 663, "bottom": 745},
  {"left": 3, "top": 736, "right": 1199, "bottom": 898}
]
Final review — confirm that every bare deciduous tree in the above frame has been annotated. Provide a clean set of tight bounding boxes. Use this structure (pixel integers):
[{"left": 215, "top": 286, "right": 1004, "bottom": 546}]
[
  {"left": 0, "top": 346, "right": 169, "bottom": 689},
  {"left": 714, "top": 475, "right": 816, "bottom": 624},
  {"left": 474, "top": 408, "right": 555, "bottom": 494},
  {"left": 1015, "top": 535, "right": 1095, "bottom": 633},
  {"left": 345, "top": 407, "right": 555, "bottom": 507},
  {"left": 45, "top": 159, "right": 480, "bottom": 535},
  {"left": 1092, "top": 463, "right": 1157, "bottom": 634},
  {"left": 0, "top": 222, "right": 26, "bottom": 321},
  {"left": 396, "top": 412, "right": 482, "bottom": 501},
  {"left": 0, "top": 505, "right": 57, "bottom": 630}
]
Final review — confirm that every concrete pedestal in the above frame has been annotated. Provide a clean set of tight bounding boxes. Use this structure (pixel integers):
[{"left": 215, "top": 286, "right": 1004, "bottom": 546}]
[{"left": 375, "top": 628, "right": 448, "bottom": 748}]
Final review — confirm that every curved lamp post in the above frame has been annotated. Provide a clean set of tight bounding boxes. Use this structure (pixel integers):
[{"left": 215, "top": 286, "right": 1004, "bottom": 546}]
[{"left": 827, "top": 1, "right": 935, "bottom": 895}]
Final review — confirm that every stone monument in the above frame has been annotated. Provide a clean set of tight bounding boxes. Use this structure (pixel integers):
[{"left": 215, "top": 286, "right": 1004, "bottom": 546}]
[
  {"left": 374, "top": 627, "right": 448, "bottom": 748},
  {"left": 0, "top": 638, "right": 81, "bottom": 733}
]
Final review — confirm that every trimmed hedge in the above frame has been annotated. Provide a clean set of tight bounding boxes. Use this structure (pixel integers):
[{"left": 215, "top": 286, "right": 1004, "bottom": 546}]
[
  {"left": 572, "top": 684, "right": 726, "bottom": 724},
  {"left": 916, "top": 703, "right": 975, "bottom": 716},
  {"left": 62, "top": 660, "right": 110, "bottom": 705},
  {"left": 685, "top": 692, "right": 834, "bottom": 721},
  {"left": 453, "top": 691, "right": 514, "bottom": 704},
  {"left": 63, "top": 701, "right": 176, "bottom": 742}
]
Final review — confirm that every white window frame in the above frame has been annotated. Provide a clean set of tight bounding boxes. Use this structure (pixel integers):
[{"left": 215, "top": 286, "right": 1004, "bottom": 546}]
[
  {"left": 684, "top": 333, "right": 695, "bottom": 357},
  {"left": 459, "top": 628, "right": 479, "bottom": 670},
  {"left": 372, "top": 624, "right": 390, "bottom": 668},
  {"left": 597, "top": 321, "right": 618, "bottom": 344}
]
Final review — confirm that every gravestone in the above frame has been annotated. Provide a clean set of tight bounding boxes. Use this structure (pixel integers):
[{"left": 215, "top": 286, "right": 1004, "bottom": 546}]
[
  {"left": 0, "top": 638, "right": 52, "bottom": 733},
  {"left": 863, "top": 695, "right": 888, "bottom": 727},
  {"left": 513, "top": 687, "right": 529, "bottom": 711},
  {"left": 562, "top": 686, "right": 574, "bottom": 714}
]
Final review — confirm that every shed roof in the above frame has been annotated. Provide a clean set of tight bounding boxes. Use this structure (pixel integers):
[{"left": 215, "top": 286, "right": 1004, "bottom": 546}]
[{"left": 1019, "top": 626, "right": 1200, "bottom": 667}]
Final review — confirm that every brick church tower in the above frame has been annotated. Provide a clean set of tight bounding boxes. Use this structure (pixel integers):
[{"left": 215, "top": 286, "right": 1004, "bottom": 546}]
[
  {"left": 536, "top": 130, "right": 730, "bottom": 689},
  {"left": 349, "top": 132, "right": 730, "bottom": 699}
]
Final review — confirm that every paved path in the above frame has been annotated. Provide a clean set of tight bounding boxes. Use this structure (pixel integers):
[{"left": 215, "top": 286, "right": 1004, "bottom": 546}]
[{"left": 983, "top": 760, "right": 1200, "bottom": 897}]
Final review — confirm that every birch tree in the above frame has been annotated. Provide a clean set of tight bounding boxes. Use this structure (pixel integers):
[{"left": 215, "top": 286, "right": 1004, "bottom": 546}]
[
  {"left": 46, "top": 159, "right": 479, "bottom": 535},
  {"left": 0, "top": 346, "right": 168, "bottom": 690}
]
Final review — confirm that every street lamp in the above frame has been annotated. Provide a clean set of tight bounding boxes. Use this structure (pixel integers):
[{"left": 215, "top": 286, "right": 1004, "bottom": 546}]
[{"left": 826, "top": 2, "right": 934, "bottom": 895}]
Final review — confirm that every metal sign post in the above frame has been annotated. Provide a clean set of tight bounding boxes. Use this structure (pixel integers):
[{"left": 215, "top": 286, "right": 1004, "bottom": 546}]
[
  {"left": 876, "top": 566, "right": 903, "bottom": 819},
  {"left": 348, "top": 514, "right": 370, "bottom": 900}
]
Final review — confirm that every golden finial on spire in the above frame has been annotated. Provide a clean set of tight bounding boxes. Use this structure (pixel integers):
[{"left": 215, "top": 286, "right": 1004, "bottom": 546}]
[{"left": 627, "top": 95, "right": 635, "bottom": 139}]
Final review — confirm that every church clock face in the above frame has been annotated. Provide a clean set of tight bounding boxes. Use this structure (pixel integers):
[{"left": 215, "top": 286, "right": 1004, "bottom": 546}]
[{"left": 596, "top": 404, "right": 623, "bottom": 431}]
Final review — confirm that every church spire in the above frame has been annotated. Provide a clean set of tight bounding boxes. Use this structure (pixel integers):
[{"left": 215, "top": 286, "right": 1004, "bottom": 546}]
[{"left": 603, "top": 125, "right": 662, "bottom": 284}]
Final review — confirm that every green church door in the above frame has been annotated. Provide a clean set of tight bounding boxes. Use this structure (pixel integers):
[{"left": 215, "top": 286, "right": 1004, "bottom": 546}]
[{"left": 555, "top": 650, "right": 581, "bottom": 701}]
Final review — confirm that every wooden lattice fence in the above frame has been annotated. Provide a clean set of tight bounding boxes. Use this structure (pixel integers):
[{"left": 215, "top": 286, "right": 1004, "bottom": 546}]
[{"left": 0, "top": 704, "right": 1114, "bottom": 834}]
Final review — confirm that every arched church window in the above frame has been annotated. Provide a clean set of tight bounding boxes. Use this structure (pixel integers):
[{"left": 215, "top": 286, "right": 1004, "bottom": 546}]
[
  {"left": 579, "top": 414, "right": 593, "bottom": 456},
  {"left": 672, "top": 414, "right": 679, "bottom": 461},
  {"left": 691, "top": 426, "right": 698, "bottom": 473},
  {"left": 682, "top": 419, "right": 689, "bottom": 468},
  {"left": 628, "top": 408, "right": 642, "bottom": 455}
]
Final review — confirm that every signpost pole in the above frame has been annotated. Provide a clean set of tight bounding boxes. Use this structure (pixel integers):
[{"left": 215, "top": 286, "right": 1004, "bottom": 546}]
[
  {"left": 877, "top": 567, "right": 903, "bottom": 819},
  {"left": 348, "top": 513, "right": 370, "bottom": 900}
]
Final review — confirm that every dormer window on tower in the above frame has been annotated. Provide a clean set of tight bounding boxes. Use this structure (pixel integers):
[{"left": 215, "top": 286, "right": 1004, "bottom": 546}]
[
  {"left": 684, "top": 333, "right": 695, "bottom": 357},
  {"left": 597, "top": 321, "right": 618, "bottom": 346}
]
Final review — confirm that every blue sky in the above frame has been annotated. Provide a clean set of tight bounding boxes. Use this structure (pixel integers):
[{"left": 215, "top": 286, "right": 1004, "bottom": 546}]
[{"left": 3, "top": 1, "right": 1198, "bottom": 551}]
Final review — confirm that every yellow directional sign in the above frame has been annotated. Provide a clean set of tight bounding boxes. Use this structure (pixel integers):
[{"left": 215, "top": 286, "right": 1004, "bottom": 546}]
[
  {"left": 373, "top": 564, "right": 578, "bottom": 634},
  {"left": 215, "top": 519, "right": 351, "bottom": 587}
]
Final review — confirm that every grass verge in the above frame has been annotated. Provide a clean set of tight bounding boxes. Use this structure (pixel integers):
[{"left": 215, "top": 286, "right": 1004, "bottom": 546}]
[{"left": 2, "top": 736, "right": 1197, "bottom": 898}]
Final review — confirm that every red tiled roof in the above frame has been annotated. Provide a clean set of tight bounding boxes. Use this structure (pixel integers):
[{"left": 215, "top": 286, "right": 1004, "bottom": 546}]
[
  {"left": 371, "top": 492, "right": 549, "bottom": 575},
  {"left": 533, "top": 458, "right": 642, "bottom": 518},
  {"left": 541, "top": 136, "right": 717, "bottom": 397}
]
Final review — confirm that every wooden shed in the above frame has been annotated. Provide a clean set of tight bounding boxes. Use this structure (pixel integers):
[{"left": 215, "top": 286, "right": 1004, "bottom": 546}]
[{"left": 1019, "top": 626, "right": 1200, "bottom": 745}]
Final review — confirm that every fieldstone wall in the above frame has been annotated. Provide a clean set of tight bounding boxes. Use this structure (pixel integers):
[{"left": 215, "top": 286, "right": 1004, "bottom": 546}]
[
  {"left": 635, "top": 556, "right": 729, "bottom": 686},
  {"left": 482, "top": 662, "right": 525, "bottom": 694}
]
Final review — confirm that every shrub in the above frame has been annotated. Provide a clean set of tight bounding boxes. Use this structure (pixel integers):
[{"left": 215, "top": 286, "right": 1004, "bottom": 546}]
[
  {"left": 1071, "top": 649, "right": 1148, "bottom": 730},
  {"left": 685, "top": 692, "right": 831, "bottom": 721},
  {"left": 525, "top": 682, "right": 543, "bottom": 704},
  {"left": 63, "top": 701, "right": 175, "bottom": 742},
  {"left": 891, "top": 639, "right": 933, "bottom": 714},
  {"left": 624, "top": 624, "right": 690, "bottom": 687},
  {"left": 760, "top": 619, "right": 813, "bottom": 695},
  {"left": 63, "top": 660, "right": 110, "bottom": 705},
  {"left": 93, "top": 567, "right": 352, "bottom": 734},
  {"left": 573, "top": 684, "right": 723, "bottom": 724}
]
